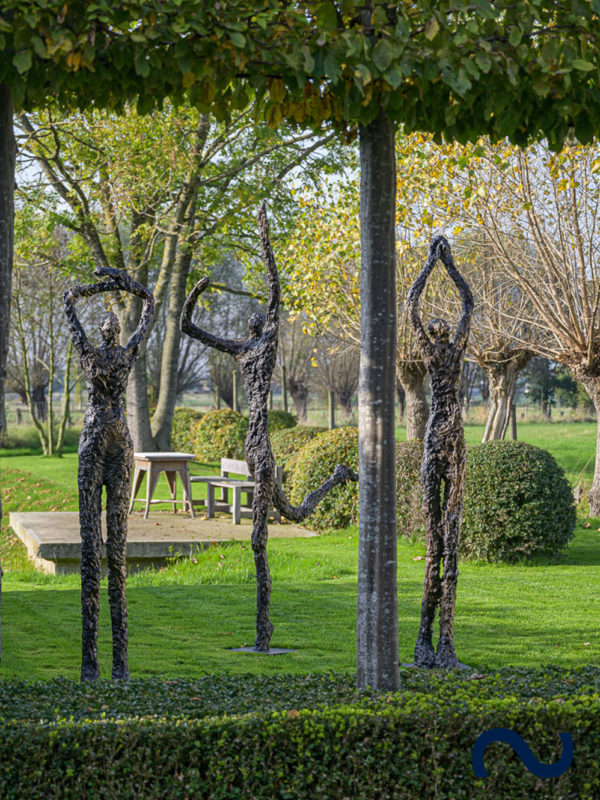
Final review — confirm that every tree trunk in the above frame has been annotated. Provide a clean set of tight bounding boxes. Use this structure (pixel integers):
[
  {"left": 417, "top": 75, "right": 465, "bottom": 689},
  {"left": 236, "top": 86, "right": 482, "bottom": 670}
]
[
  {"left": 356, "top": 111, "right": 399, "bottom": 692},
  {"left": 32, "top": 384, "right": 48, "bottom": 422},
  {"left": 481, "top": 353, "right": 529, "bottom": 443},
  {"left": 396, "top": 380, "right": 405, "bottom": 423},
  {"left": 151, "top": 246, "right": 193, "bottom": 450},
  {"left": 397, "top": 361, "right": 429, "bottom": 440},
  {"left": 0, "top": 84, "right": 13, "bottom": 663},
  {"left": 288, "top": 379, "right": 308, "bottom": 422},
  {"left": 337, "top": 390, "right": 354, "bottom": 419},
  {"left": 581, "top": 376, "right": 600, "bottom": 517},
  {"left": 126, "top": 350, "right": 154, "bottom": 451}
]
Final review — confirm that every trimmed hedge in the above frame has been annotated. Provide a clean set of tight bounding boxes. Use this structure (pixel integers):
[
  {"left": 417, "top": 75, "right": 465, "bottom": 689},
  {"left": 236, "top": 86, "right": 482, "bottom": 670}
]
[
  {"left": 396, "top": 439, "right": 424, "bottom": 539},
  {"left": 267, "top": 409, "right": 297, "bottom": 432},
  {"left": 192, "top": 409, "right": 248, "bottom": 462},
  {"left": 461, "top": 441, "right": 576, "bottom": 562},
  {"left": 270, "top": 425, "right": 326, "bottom": 482},
  {"left": 1, "top": 669, "right": 600, "bottom": 799},
  {"left": 169, "top": 407, "right": 204, "bottom": 453}
]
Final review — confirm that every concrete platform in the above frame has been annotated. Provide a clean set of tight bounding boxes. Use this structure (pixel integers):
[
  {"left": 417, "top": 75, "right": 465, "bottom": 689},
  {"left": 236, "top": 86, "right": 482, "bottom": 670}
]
[{"left": 9, "top": 511, "right": 316, "bottom": 575}]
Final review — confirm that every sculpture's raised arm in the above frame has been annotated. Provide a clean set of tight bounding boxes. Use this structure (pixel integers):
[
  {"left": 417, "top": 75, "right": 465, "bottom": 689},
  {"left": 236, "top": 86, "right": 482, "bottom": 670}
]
[
  {"left": 438, "top": 245, "right": 473, "bottom": 351},
  {"left": 180, "top": 276, "right": 243, "bottom": 355},
  {"left": 63, "top": 278, "right": 119, "bottom": 358},
  {"left": 257, "top": 202, "right": 280, "bottom": 331},
  {"left": 407, "top": 237, "right": 445, "bottom": 352},
  {"left": 92, "top": 268, "right": 155, "bottom": 359}
]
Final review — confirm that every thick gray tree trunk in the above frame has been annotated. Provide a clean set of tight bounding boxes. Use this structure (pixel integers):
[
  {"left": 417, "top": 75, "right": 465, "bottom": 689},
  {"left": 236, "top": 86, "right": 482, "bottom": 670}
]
[
  {"left": 397, "top": 361, "right": 429, "bottom": 440},
  {"left": 356, "top": 112, "right": 400, "bottom": 691},
  {"left": 151, "top": 245, "right": 193, "bottom": 450},
  {"left": 0, "top": 84, "right": 14, "bottom": 663},
  {"left": 481, "top": 353, "right": 530, "bottom": 443},
  {"left": 581, "top": 375, "right": 600, "bottom": 517},
  {"left": 123, "top": 294, "right": 154, "bottom": 451}
]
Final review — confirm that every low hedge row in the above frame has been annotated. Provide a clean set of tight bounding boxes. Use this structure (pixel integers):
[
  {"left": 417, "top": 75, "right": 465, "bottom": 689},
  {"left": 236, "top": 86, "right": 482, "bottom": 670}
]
[{"left": 2, "top": 669, "right": 600, "bottom": 799}]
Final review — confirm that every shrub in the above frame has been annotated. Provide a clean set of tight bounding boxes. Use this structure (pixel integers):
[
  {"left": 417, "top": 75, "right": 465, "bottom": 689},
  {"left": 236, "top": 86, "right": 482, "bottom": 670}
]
[
  {"left": 1, "top": 670, "right": 599, "bottom": 800},
  {"left": 192, "top": 409, "right": 248, "bottom": 462},
  {"left": 270, "top": 425, "right": 326, "bottom": 482},
  {"left": 461, "top": 440, "right": 576, "bottom": 562},
  {"left": 267, "top": 409, "right": 297, "bottom": 432},
  {"left": 169, "top": 407, "right": 204, "bottom": 452},
  {"left": 396, "top": 440, "right": 425, "bottom": 538},
  {"left": 290, "top": 426, "right": 359, "bottom": 530}
]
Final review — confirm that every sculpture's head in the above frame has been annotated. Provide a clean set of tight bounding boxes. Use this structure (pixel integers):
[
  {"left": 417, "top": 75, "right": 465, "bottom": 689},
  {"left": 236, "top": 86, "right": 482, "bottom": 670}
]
[
  {"left": 427, "top": 317, "right": 451, "bottom": 344},
  {"left": 248, "top": 312, "right": 266, "bottom": 338},
  {"left": 99, "top": 310, "right": 121, "bottom": 346}
]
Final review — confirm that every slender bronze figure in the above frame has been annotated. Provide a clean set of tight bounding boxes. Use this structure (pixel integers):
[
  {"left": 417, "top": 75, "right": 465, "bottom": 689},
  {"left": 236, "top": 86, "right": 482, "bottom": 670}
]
[
  {"left": 64, "top": 267, "right": 154, "bottom": 681},
  {"left": 181, "top": 203, "right": 357, "bottom": 652},
  {"left": 407, "top": 236, "right": 473, "bottom": 669}
]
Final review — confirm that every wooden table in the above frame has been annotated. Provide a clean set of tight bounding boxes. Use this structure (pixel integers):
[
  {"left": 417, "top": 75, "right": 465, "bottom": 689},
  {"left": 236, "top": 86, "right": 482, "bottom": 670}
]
[{"left": 128, "top": 452, "right": 196, "bottom": 519}]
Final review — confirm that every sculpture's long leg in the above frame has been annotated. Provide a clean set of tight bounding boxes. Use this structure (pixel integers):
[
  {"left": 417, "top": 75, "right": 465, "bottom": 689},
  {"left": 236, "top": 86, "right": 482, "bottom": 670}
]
[
  {"left": 251, "top": 470, "right": 274, "bottom": 652},
  {"left": 414, "top": 462, "right": 443, "bottom": 668},
  {"left": 78, "top": 455, "right": 103, "bottom": 682},
  {"left": 436, "top": 456, "right": 465, "bottom": 668},
  {"left": 105, "top": 448, "right": 132, "bottom": 681}
]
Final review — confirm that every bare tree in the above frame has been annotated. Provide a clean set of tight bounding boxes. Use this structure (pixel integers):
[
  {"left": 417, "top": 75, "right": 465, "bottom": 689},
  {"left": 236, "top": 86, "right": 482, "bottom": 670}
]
[
  {"left": 277, "top": 312, "right": 315, "bottom": 421},
  {"left": 312, "top": 333, "right": 359, "bottom": 420}
]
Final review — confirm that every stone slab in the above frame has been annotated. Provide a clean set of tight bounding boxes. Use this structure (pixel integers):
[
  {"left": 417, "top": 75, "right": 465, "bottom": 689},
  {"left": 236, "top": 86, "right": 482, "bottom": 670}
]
[{"left": 9, "top": 511, "right": 316, "bottom": 575}]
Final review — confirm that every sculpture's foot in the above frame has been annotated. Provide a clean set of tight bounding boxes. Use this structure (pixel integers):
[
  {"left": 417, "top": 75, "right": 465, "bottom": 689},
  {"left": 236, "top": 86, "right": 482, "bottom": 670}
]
[
  {"left": 81, "top": 664, "right": 99, "bottom": 683},
  {"left": 413, "top": 636, "right": 437, "bottom": 669},
  {"left": 112, "top": 664, "right": 130, "bottom": 681},
  {"left": 435, "top": 637, "right": 459, "bottom": 669}
]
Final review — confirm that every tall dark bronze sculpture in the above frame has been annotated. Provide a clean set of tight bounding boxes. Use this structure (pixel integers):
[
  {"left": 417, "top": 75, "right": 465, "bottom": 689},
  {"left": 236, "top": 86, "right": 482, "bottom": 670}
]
[
  {"left": 407, "top": 236, "right": 473, "bottom": 669},
  {"left": 181, "top": 203, "right": 357, "bottom": 652},
  {"left": 64, "top": 267, "right": 154, "bottom": 681}
]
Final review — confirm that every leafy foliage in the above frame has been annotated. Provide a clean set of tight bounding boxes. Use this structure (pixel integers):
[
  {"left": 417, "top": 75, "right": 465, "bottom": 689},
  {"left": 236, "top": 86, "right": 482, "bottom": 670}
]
[
  {"left": 270, "top": 425, "right": 326, "bottom": 483},
  {"left": 169, "top": 407, "right": 204, "bottom": 453},
  {"left": 192, "top": 408, "right": 248, "bottom": 462},
  {"left": 396, "top": 440, "right": 424, "bottom": 539},
  {"left": 290, "top": 426, "right": 359, "bottom": 530},
  {"left": 1, "top": 668, "right": 600, "bottom": 799},
  {"left": 461, "top": 441, "right": 576, "bottom": 562},
  {"left": 267, "top": 409, "right": 297, "bottom": 433}
]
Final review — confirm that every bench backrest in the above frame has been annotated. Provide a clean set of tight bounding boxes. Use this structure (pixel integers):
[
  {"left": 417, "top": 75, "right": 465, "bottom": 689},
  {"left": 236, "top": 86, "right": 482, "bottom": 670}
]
[{"left": 220, "top": 458, "right": 283, "bottom": 486}]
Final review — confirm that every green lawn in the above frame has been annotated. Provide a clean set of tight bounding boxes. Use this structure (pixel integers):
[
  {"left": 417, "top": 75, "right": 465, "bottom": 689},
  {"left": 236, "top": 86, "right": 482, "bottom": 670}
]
[{"left": 1, "top": 420, "right": 600, "bottom": 681}]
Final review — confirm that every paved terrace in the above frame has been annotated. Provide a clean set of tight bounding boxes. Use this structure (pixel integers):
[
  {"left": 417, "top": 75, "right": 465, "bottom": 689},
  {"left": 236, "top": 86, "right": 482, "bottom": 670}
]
[{"left": 9, "top": 511, "right": 316, "bottom": 575}]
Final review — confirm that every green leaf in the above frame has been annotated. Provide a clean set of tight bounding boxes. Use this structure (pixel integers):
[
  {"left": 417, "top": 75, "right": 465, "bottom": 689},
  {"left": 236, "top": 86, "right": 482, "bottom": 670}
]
[
  {"left": 384, "top": 64, "right": 404, "bottom": 90},
  {"left": 509, "top": 27, "right": 522, "bottom": 47},
  {"left": 316, "top": 2, "right": 337, "bottom": 30},
  {"left": 572, "top": 59, "right": 595, "bottom": 72},
  {"left": 424, "top": 18, "right": 440, "bottom": 41},
  {"left": 12, "top": 50, "right": 32, "bottom": 75},
  {"left": 134, "top": 50, "right": 150, "bottom": 77},
  {"left": 372, "top": 39, "right": 393, "bottom": 72},
  {"left": 229, "top": 32, "right": 246, "bottom": 48},
  {"left": 474, "top": 52, "right": 491, "bottom": 73}
]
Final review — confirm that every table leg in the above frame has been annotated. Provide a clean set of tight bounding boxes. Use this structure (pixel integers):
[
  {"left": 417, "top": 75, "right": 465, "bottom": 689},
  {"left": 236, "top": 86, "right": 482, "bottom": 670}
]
[
  {"left": 164, "top": 470, "right": 177, "bottom": 513},
  {"left": 180, "top": 465, "right": 196, "bottom": 519},
  {"left": 128, "top": 466, "right": 144, "bottom": 514},
  {"left": 144, "top": 467, "right": 161, "bottom": 520}
]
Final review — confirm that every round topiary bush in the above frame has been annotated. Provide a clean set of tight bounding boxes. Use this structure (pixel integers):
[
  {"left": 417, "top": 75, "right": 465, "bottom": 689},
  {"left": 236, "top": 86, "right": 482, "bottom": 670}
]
[
  {"left": 461, "top": 440, "right": 576, "bottom": 562},
  {"left": 290, "top": 426, "right": 358, "bottom": 530},
  {"left": 192, "top": 408, "right": 248, "bottom": 462},
  {"left": 270, "top": 425, "right": 327, "bottom": 483},
  {"left": 268, "top": 409, "right": 297, "bottom": 433},
  {"left": 169, "top": 407, "right": 205, "bottom": 452}
]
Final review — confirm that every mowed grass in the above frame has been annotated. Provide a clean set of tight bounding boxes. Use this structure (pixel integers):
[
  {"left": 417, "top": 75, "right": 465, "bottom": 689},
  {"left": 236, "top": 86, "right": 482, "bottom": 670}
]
[{"left": 1, "top": 419, "right": 599, "bottom": 680}]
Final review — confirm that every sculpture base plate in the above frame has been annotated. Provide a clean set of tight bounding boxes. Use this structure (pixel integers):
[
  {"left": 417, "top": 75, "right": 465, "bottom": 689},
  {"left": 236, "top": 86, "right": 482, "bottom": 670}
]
[
  {"left": 228, "top": 647, "right": 296, "bottom": 655},
  {"left": 401, "top": 661, "right": 473, "bottom": 670}
]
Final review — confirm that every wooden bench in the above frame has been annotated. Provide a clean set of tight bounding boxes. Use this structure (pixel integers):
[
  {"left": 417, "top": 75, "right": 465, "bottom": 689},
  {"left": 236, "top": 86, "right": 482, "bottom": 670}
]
[{"left": 190, "top": 458, "right": 283, "bottom": 525}]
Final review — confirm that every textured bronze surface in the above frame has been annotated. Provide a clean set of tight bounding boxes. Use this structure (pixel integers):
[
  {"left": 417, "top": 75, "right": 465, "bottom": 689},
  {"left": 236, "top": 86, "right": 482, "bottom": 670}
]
[
  {"left": 64, "top": 267, "right": 154, "bottom": 681},
  {"left": 181, "top": 204, "right": 357, "bottom": 651},
  {"left": 407, "top": 237, "right": 473, "bottom": 669}
]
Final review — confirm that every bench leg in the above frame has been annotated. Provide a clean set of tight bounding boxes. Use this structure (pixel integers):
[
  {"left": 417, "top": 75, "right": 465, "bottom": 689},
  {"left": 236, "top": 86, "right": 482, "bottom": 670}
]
[
  {"left": 232, "top": 486, "right": 241, "bottom": 525},
  {"left": 128, "top": 467, "right": 144, "bottom": 514},
  {"left": 206, "top": 483, "right": 215, "bottom": 518}
]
